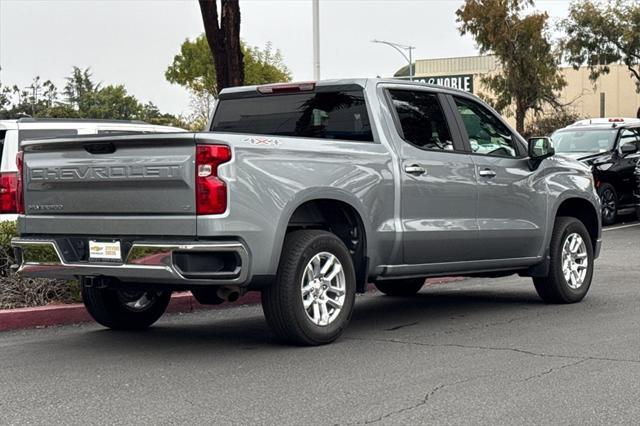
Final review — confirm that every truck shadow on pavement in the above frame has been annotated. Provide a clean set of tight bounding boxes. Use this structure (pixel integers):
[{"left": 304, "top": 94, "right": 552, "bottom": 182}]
[{"left": 57, "top": 285, "right": 559, "bottom": 355}]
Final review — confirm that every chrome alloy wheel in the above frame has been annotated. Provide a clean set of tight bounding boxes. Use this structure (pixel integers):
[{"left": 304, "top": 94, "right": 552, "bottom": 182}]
[
  {"left": 117, "top": 290, "right": 157, "bottom": 312},
  {"left": 301, "top": 252, "right": 346, "bottom": 326},
  {"left": 561, "top": 233, "right": 589, "bottom": 289}
]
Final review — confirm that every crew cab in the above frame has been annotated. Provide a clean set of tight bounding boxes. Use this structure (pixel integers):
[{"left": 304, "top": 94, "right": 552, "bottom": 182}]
[
  {"left": 551, "top": 118, "right": 640, "bottom": 225},
  {"left": 11, "top": 79, "right": 601, "bottom": 345},
  {"left": 0, "top": 118, "right": 185, "bottom": 222}
]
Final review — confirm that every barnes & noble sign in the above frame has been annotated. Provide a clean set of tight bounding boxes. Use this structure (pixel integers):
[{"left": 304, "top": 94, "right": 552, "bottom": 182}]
[{"left": 414, "top": 74, "right": 474, "bottom": 93}]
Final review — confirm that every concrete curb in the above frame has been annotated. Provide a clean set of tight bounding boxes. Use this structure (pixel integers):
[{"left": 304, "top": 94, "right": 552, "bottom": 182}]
[{"left": 0, "top": 277, "right": 460, "bottom": 332}]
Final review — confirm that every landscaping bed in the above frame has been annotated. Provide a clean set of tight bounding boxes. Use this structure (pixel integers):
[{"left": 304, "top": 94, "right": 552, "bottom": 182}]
[{"left": 0, "top": 221, "right": 81, "bottom": 310}]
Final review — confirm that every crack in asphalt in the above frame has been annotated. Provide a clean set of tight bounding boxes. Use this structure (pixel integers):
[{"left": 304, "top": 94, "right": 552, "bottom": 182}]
[
  {"left": 385, "top": 322, "right": 419, "bottom": 331},
  {"left": 345, "top": 336, "right": 640, "bottom": 364},
  {"left": 339, "top": 376, "right": 484, "bottom": 425},
  {"left": 336, "top": 338, "right": 633, "bottom": 425},
  {"left": 522, "top": 358, "right": 588, "bottom": 382}
]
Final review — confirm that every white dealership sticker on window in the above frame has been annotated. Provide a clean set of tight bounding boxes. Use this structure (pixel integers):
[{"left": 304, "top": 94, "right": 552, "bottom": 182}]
[{"left": 89, "top": 240, "right": 122, "bottom": 261}]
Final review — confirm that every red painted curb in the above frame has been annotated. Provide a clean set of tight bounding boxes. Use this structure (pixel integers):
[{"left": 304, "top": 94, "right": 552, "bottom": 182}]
[
  {"left": 0, "top": 277, "right": 461, "bottom": 332},
  {"left": 0, "top": 291, "right": 261, "bottom": 332}
]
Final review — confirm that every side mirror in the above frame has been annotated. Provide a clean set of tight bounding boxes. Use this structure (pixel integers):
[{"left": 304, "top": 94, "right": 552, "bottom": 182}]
[
  {"left": 620, "top": 143, "right": 638, "bottom": 155},
  {"left": 528, "top": 137, "right": 555, "bottom": 160}
]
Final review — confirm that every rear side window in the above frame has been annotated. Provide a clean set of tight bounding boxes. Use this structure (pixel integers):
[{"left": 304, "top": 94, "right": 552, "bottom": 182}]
[
  {"left": 211, "top": 90, "right": 373, "bottom": 142},
  {"left": 18, "top": 129, "right": 79, "bottom": 142},
  {"left": 388, "top": 89, "right": 454, "bottom": 151}
]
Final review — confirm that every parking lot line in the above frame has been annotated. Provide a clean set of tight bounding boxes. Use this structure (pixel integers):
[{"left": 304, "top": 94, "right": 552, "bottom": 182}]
[{"left": 603, "top": 222, "right": 640, "bottom": 232}]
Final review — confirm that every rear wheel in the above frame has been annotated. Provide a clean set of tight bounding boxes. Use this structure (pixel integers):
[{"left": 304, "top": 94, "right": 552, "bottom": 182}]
[
  {"left": 598, "top": 183, "right": 617, "bottom": 225},
  {"left": 261, "top": 230, "right": 356, "bottom": 346},
  {"left": 533, "top": 217, "right": 594, "bottom": 304},
  {"left": 374, "top": 278, "right": 425, "bottom": 296},
  {"left": 82, "top": 282, "right": 171, "bottom": 330}
]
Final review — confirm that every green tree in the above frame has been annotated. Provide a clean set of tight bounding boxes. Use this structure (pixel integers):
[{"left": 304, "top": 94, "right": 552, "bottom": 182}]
[
  {"left": 522, "top": 110, "right": 582, "bottom": 139},
  {"left": 83, "top": 85, "right": 142, "bottom": 120},
  {"left": 456, "top": 0, "right": 566, "bottom": 133},
  {"left": 562, "top": 0, "right": 640, "bottom": 92},
  {"left": 0, "top": 67, "right": 192, "bottom": 127},
  {"left": 166, "top": 35, "right": 291, "bottom": 122}
]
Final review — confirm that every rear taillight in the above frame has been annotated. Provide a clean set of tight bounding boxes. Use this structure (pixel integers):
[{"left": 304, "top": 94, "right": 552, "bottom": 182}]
[
  {"left": 195, "top": 144, "right": 231, "bottom": 215},
  {"left": 16, "top": 151, "right": 24, "bottom": 214},
  {"left": 0, "top": 172, "right": 18, "bottom": 213}
]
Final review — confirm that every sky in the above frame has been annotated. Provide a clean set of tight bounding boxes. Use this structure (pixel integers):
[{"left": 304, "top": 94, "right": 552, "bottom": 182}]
[{"left": 0, "top": 0, "right": 571, "bottom": 116}]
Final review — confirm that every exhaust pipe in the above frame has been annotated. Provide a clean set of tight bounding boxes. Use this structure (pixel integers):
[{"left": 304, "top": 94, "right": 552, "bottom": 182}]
[{"left": 217, "top": 286, "right": 240, "bottom": 303}]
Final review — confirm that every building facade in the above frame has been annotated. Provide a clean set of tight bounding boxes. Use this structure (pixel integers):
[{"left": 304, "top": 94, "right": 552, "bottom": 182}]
[{"left": 394, "top": 55, "right": 640, "bottom": 126}]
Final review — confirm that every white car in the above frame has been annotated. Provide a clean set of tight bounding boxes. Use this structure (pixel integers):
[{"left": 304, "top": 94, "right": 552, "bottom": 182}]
[
  {"left": 0, "top": 118, "right": 185, "bottom": 222},
  {"left": 568, "top": 117, "right": 640, "bottom": 127}
]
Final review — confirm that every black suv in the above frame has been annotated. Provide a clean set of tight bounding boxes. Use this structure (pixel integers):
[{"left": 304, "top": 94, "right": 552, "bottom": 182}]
[
  {"left": 552, "top": 118, "right": 640, "bottom": 225},
  {"left": 634, "top": 160, "right": 640, "bottom": 219}
]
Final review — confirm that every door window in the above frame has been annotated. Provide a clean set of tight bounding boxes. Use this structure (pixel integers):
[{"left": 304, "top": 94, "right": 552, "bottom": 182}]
[
  {"left": 619, "top": 129, "right": 640, "bottom": 151},
  {"left": 388, "top": 90, "right": 455, "bottom": 151},
  {"left": 454, "top": 97, "right": 518, "bottom": 158}
]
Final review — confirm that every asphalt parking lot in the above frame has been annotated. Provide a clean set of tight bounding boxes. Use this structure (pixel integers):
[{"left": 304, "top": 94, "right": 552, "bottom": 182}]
[{"left": 1, "top": 220, "right": 639, "bottom": 425}]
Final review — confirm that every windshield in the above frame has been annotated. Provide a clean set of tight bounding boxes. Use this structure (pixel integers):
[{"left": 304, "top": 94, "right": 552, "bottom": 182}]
[{"left": 551, "top": 129, "right": 616, "bottom": 153}]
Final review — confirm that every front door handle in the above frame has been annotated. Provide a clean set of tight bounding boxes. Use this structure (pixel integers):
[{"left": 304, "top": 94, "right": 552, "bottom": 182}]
[
  {"left": 478, "top": 168, "right": 497, "bottom": 178},
  {"left": 404, "top": 164, "right": 426, "bottom": 176}
]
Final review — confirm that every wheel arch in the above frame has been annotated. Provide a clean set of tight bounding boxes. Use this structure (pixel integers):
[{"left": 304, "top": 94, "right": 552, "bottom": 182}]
[
  {"left": 553, "top": 196, "right": 600, "bottom": 248},
  {"left": 272, "top": 190, "right": 371, "bottom": 292}
]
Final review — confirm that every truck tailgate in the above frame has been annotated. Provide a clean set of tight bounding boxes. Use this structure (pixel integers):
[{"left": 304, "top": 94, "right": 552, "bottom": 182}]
[{"left": 20, "top": 133, "right": 197, "bottom": 236}]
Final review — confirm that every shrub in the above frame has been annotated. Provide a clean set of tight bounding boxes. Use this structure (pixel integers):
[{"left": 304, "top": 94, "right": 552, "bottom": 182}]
[
  {"left": 523, "top": 111, "right": 582, "bottom": 139},
  {"left": 0, "top": 221, "right": 80, "bottom": 309}
]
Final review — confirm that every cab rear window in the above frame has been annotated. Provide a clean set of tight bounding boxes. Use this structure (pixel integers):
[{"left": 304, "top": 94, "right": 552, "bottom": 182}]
[{"left": 210, "top": 90, "right": 373, "bottom": 142}]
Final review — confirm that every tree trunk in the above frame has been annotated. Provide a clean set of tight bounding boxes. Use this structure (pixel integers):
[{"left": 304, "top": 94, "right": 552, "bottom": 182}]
[
  {"left": 221, "top": 1, "right": 243, "bottom": 89},
  {"left": 515, "top": 106, "right": 526, "bottom": 135},
  {"left": 199, "top": 0, "right": 244, "bottom": 95}
]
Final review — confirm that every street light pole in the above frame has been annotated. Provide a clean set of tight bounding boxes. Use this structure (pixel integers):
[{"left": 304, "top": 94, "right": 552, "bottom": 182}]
[
  {"left": 312, "top": 0, "right": 320, "bottom": 80},
  {"left": 371, "top": 39, "right": 416, "bottom": 81}
]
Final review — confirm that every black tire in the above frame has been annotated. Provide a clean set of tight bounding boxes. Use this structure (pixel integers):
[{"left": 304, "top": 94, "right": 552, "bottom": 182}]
[
  {"left": 81, "top": 283, "right": 171, "bottom": 330},
  {"left": 598, "top": 183, "right": 618, "bottom": 226},
  {"left": 261, "top": 230, "right": 356, "bottom": 346},
  {"left": 533, "top": 217, "right": 594, "bottom": 304},
  {"left": 374, "top": 278, "right": 425, "bottom": 296}
]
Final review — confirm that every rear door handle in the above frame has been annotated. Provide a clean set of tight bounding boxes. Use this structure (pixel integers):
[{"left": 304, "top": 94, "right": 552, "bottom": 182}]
[
  {"left": 404, "top": 164, "right": 426, "bottom": 176},
  {"left": 478, "top": 168, "right": 497, "bottom": 178}
]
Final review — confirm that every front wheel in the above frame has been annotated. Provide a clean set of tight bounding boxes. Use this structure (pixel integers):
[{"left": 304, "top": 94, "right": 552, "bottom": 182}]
[
  {"left": 261, "top": 230, "right": 356, "bottom": 346},
  {"left": 533, "top": 217, "right": 594, "bottom": 304},
  {"left": 82, "top": 283, "right": 172, "bottom": 330},
  {"left": 598, "top": 183, "right": 618, "bottom": 226}
]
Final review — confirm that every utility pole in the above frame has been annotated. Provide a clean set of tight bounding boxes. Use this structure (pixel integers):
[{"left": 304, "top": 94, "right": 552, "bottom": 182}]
[
  {"left": 371, "top": 39, "right": 416, "bottom": 80},
  {"left": 312, "top": 0, "right": 320, "bottom": 80}
]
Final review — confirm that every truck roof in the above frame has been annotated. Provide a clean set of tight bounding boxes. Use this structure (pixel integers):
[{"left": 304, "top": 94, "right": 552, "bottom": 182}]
[{"left": 218, "top": 78, "right": 476, "bottom": 98}]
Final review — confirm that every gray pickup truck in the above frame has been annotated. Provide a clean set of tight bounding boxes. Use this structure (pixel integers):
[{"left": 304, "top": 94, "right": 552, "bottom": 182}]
[{"left": 12, "top": 79, "right": 601, "bottom": 345}]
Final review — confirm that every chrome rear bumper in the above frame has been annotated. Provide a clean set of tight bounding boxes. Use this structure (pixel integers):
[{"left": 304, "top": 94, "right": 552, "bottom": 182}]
[{"left": 11, "top": 238, "right": 249, "bottom": 285}]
